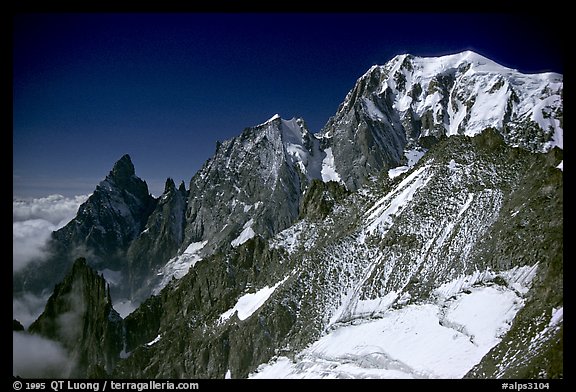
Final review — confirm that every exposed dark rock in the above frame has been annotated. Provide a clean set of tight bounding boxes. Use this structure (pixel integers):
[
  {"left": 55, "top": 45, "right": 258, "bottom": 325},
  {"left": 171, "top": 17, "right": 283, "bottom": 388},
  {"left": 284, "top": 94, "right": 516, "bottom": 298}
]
[
  {"left": 13, "top": 319, "right": 24, "bottom": 331},
  {"left": 29, "top": 258, "right": 124, "bottom": 378},
  {"left": 15, "top": 52, "right": 563, "bottom": 379}
]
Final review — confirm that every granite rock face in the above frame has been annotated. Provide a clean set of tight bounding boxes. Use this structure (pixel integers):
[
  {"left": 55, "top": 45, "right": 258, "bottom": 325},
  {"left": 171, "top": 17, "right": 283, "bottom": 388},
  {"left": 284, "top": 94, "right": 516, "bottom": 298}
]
[
  {"left": 14, "top": 155, "right": 157, "bottom": 300},
  {"left": 14, "top": 51, "right": 563, "bottom": 379},
  {"left": 29, "top": 258, "right": 124, "bottom": 378}
]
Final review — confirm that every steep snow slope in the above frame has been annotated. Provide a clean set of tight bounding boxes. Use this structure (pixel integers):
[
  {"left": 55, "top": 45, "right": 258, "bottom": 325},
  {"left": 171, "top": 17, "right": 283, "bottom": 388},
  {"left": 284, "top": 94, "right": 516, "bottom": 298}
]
[{"left": 251, "top": 267, "right": 535, "bottom": 379}]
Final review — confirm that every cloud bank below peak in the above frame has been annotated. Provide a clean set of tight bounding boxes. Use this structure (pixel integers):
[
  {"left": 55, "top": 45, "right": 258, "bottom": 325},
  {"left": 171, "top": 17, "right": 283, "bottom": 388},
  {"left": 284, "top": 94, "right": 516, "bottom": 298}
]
[{"left": 13, "top": 194, "right": 89, "bottom": 273}]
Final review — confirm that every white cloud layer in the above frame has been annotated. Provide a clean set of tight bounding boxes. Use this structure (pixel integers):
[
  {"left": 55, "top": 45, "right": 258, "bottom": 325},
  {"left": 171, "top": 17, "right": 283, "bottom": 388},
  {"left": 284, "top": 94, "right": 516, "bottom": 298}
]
[
  {"left": 13, "top": 194, "right": 89, "bottom": 225},
  {"left": 13, "top": 332, "right": 72, "bottom": 377},
  {"left": 13, "top": 293, "right": 51, "bottom": 328},
  {"left": 13, "top": 194, "right": 90, "bottom": 377},
  {"left": 13, "top": 219, "right": 54, "bottom": 272},
  {"left": 13, "top": 194, "right": 88, "bottom": 272}
]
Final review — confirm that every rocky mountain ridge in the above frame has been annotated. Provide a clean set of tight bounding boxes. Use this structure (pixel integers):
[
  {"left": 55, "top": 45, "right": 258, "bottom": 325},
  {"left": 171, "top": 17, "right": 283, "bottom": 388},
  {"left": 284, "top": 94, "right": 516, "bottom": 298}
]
[{"left": 14, "top": 51, "right": 563, "bottom": 379}]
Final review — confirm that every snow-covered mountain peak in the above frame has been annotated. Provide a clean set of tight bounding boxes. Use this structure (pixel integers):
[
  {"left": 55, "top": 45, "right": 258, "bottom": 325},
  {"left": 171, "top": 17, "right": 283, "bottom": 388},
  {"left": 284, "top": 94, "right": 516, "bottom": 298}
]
[
  {"left": 416, "top": 50, "right": 504, "bottom": 73},
  {"left": 254, "top": 114, "right": 306, "bottom": 136},
  {"left": 422, "top": 51, "right": 562, "bottom": 82},
  {"left": 324, "top": 50, "right": 562, "bottom": 175},
  {"left": 380, "top": 51, "right": 512, "bottom": 80},
  {"left": 256, "top": 113, "right": 282, "bottom": 128},
  {"left": 251, "top": 114, "right": 308, "bottom": 145}
]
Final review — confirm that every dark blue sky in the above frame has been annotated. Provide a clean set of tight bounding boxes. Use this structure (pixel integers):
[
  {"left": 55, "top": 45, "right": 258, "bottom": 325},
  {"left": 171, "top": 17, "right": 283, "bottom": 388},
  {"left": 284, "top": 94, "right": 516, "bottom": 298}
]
[{"left": 13, "top": 13, "right": 563, "bottom": 197}]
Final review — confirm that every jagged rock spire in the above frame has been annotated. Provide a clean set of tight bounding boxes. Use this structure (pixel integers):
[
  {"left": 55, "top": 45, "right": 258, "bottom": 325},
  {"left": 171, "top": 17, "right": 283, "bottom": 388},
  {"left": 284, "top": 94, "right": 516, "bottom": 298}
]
[
  {"left": 110, "top": 154, "right": 135, "bottom": 180},
  {"left": 28, "top": 258, "right": 123, "bottom": 377},
  {"left": 178, "top": 180, "right": 187, "bottom": 194},
  {"left": 164, "top": 177, "right": 176, "bottom": 194}
]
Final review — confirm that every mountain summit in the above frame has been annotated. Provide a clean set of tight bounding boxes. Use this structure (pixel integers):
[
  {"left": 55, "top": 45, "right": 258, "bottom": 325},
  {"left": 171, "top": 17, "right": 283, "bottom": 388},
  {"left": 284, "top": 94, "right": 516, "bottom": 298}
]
[
  {"left": 13, "top": 154, "right": 157, "bottom": 299},
  {"left": 108, "top": 154, "right": 138, "bottom": 187},
  {"left": 111, "top": 153, "right": 135, "bottom": 176},
  {"left": 14, "top": 51, "right": 563, "bottom": 379},
  {"left": 320, "top": 51, "right": 562, "bottom": 190},
  {"left": 29, "top": 258, "right": 123, "bottom": 377}
]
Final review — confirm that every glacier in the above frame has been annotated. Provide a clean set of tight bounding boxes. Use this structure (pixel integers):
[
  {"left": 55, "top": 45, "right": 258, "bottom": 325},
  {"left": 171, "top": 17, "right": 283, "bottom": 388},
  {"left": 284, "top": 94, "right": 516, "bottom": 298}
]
[{"left": 14, "top": 51, "right": 562, "bottom": 380}]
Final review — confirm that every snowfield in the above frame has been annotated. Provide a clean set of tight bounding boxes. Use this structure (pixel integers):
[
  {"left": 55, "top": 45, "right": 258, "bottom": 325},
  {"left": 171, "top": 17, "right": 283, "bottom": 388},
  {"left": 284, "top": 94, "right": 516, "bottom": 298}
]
[
  {"left": 250, "top": 266, "right": 536, "bottom": 379},
  {"left": 321, "top": 148, "right": 342, "bottom": 183},
  {"left": 219, "top": 275, "right": 290, "bottom": 323},
  {"left": 388, "top": 148, "right": 427, "bottom": 179},
  {"left": 231, "top": 219, "right": 256, "bottom": 247},
  {"left": 153, "top": 240, "right": 208, "bottom": 294},
  {"left": 365, "top": 165, "right": 431, "bottom": 235}
]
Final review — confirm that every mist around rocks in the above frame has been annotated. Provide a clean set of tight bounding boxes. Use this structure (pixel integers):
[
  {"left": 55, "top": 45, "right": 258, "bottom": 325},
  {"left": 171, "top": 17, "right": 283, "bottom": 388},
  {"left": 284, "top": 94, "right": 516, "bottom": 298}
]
[{"left": 13, "top": 51, "right": 563, "bottom": 379}]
